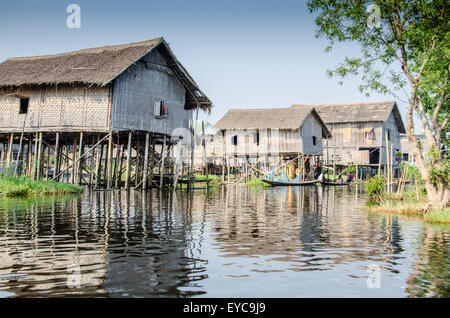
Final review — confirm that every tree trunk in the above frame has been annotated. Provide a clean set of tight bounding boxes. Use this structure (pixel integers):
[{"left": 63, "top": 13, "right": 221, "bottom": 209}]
[{"left": 407, "top": 98, "right": 449, "bottom": 210}]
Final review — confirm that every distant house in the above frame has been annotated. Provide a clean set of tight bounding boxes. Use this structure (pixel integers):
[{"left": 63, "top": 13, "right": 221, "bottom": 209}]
[
  {"left": 0, "top": 38, "right": 212, "bottom": 188},
  {"left": 208, "top": 106, "right": 331, "bottom": 177},
  {"left": 291, "top": 101, "right": 406, "bottom": 175},
  {"left": 399, "top": 134, "right": 424, "bottom": 164}
]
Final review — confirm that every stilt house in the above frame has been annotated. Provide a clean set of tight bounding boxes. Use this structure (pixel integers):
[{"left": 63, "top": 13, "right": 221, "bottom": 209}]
[{"left": 0, "top": 37, "right": 212, "bottom": 188}]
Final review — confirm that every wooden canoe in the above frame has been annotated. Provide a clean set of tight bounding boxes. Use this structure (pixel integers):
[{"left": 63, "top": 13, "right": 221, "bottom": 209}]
[
  {"left": 262, "top": 179, "right": 319, "bottom": 186},
  {"left": 320, "top": 181, "right": 352, "bottom": 186}
]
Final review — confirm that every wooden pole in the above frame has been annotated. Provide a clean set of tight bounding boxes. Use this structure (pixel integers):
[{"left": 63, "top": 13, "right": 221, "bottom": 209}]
[
  {"left": 135, "top": 139, "right": 141, "bottom": 188},
  {"left": 385, "top": 130, "right": 390, "bottom": 193},
  {"left": 36, "top": 132, "right": 43, "bottom": 180},
  {"left": 89, "top": 136, "right": 95, "bottom": 186},
  {"left": 160, "top": 136, "right": 166, "bottom": 189},
  {"left": 125, "top": 132, "right": 132, "bottom": 189},
  {"left": 54, "top": 132, "right": 60, "bottom": 181},
  {"left": 94, "top": 135, "right": 102, "bottom": 188},
  {"left": 116, "top": 145, "right": 124, "bottom": 188},
  {"left": 106, "top": 132, "right": 113, "bottom": 189},
  {"left": 6, "top": 133, "right": 14, "bottom": 168},
  {"left": 76, "top": 132, "right": 84, "bottom": 185},
  {"left": 143, "top": 133, "right": 150, "bottom": 190},
  {"left": 202, "top": 121, "right": 208, "bottom": 187}
]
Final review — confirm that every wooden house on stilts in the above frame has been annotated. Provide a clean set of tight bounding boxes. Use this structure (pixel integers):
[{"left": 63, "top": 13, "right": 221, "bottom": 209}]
[
  {"left": 211, "top": 106, "right": 331, "bottom": 181},
  {"left": 0, "top": 37, "right": 212, "bottom": 188},
  {"left": 291, "top": 101, "right": 406, "bottom": 178}
]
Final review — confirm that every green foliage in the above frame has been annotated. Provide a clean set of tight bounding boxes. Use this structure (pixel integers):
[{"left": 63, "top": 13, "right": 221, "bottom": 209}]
[
  {"left": 428, "top": 147, "right": 450, "bottom": 186},
  {"left": 246, "top": 178, "right": 270, "bottom": 187},
  {"left": 400, "top": 162, "right": 422, "bottom": 182},
  {"left": 423, "top": 208, "right": 450, "bottom": 224},
  {"left": 365, "top": 175, "right": 385, "bottom": 203},
  {"left": 0, "top": 175, "right": 83, "bottom": 196}
]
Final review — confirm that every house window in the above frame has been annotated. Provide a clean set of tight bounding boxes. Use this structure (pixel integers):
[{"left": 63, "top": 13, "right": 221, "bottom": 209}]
[
  {"left": 312, "top": 136, "right": 317, "bottom": 146},
  {"left": 231, "top": 135, "right": 238, "bottom": 146},
  {"left": 386, "top": 128, "right": 391, "bottom": 140},
  {"left": 364, "top": 127, "right": 375, "bottom": 144},
  {"left": 403, "top": 153, "right": 409, "bottom": 161},
  {"left": 343, "top": 127, "right": 352, "bottom": 140},
  {"left": 153, "top": 101, "right": 168, "bottom": 118},
  {"left": 19, "top": 98, "right": 29, "bottom": 114}
]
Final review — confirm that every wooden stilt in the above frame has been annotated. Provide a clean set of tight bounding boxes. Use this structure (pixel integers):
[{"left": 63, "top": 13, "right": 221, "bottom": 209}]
[
  {"left": 36, "top": 132, "right": 43, "bottom": 180},
  {"left": 95, "top": 140, "right": 104, "bottom": 188},
  {"left": 6, "top": 133, "right": 14, "bottom": 168},
  {"left": 89, "top": 136, "right": 95, "bottom": 186},
  {"left": 116, "top": 145, "right": 124, "bottom": 188},
  {"left": 143, "top": 133, "right": 150, "bottom": 190},
  {"left": 125, "top": 132, "right": 132, "bottom": 189},
  {"left": 106, "top": 132, "right": 113, "bottom": 189},
  {"left": 71, "top": 137, "right": 77, "bottom": 184},
  {"left": 149, "top": 138, "right": 155, "bottom": 188},
  {"left": 135, "top": 140, "right": 141, "bottom": 188},
  {"left": 160, "top": 136, "right": 166, "bottom": 189},
  {"left": 54, "top": 132, "right": 60, "bottom": 181}
]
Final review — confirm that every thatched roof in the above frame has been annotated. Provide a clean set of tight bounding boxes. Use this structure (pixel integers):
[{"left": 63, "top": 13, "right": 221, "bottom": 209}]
[
  {"left": 291, "top": 101, "right": 405, "bottom": 133},
  {"left": 0, "top": 37, "right": 212, "bottom": 110},
  {"left": 214, "top": 107, "right": 331, "bottom": 137}
]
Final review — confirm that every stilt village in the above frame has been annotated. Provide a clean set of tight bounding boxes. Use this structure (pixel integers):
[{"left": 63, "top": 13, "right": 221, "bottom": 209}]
[{"left": 0, "top": 38, "right": 413, "bottom": 189}]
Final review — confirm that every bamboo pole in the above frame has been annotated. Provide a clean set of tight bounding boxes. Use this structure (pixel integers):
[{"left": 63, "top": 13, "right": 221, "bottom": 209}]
[
  {"left": 54, "top": 132, "right": 60, "bottom": 180},
  {"left": 125, "top": 132, "right": 132, "bottom": 189},
  {"left": 106, "top": 132, "right": 113, "bottom": 189},
  {"left": 94, "top": 135, "right": 103, "bottom": 188},
  {"left": 36, "top": 132, "right": 43, "bottom": 180},
  {"left": 385, "top": 130, "right": 390, "bottom": 193},
  {"left": 143, "top": 133, "right": 150, "bottom": 190},
  {"left": 6, "top": 133, "right": 14, "bottom": 168},
  {"left": 160, "top": 136, "right": 166, "bottom": 189}
]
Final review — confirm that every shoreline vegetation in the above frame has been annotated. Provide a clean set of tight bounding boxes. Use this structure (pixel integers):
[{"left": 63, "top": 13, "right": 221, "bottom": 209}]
[
  {"left": 364, "top": 174, "right": 449, "bottom": 225},
  {"left": 0, "top": 175, "right": 83, "bottom": 197}
]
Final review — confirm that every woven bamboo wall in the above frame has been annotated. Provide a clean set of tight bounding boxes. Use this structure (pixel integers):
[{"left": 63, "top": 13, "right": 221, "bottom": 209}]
[
  {"left": 0, "top": 85, "right": 111, "bottom": 133},
  {"left": 112, "top": 49, "right": 189, "bottom": 135}
]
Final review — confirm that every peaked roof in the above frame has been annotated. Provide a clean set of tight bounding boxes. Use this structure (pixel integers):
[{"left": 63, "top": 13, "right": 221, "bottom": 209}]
[
  {"left": 0, "top": 37, "right": 212, "bottom": 110},
  {"left": 214, "top": 107, "right": 331, "bottom": 137},
  {"left": 291, "top": 101, "right": 405, "bottom": 133}
]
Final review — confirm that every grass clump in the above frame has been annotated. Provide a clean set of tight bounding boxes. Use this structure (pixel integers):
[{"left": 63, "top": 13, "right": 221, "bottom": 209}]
[
  {"left": 0, "top": 175, "right": 83, "bottom": 197},
  {"left": 365, "top": 175, "right": 385, "bottom": 203},
  {"left": 246, "top": 178, "right": 270, "bottom": 187}
]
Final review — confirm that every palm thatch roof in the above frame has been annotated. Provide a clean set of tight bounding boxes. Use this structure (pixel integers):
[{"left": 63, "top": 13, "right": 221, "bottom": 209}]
[
  {"left": 291, "top": 101, "right": 405, "bottom": 133},
  {"left": 0, "top": 37, "right": 212, "bottom": 110},
  {"left": 214, "top": 107, "right": 331, "bottom": 137}
]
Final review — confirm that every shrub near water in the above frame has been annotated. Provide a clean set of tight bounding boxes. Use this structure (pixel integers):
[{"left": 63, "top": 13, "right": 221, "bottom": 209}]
[
  {"left": 365, "top": 175, "right": 385, "bottom": 203},
  {"left": 0, "top": 175, "right": 83, "bottom": 196}
]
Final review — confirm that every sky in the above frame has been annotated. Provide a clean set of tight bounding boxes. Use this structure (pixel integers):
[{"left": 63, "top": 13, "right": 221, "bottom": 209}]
[{"left": 0, "top": 0, "right": 413, "bottom": 130}]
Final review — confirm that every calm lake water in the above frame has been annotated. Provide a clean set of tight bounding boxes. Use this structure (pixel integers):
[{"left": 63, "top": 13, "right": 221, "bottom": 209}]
[{"left": 0, "top": 185, "right": 448, "bottom": 298}]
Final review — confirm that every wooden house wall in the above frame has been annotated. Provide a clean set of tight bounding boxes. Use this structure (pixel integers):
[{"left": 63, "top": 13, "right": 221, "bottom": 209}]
[
  {"left": 323, "top": 122, "right": 382, "bottom": 165},
  {"left": 0, "top": 86, "right": 111, "bottom": 133},
  {"left": 380, "top": 111, "right": 401, "bottom": 165},
  {"left": 300, "top": 114, "right": 324, "bottom": 155},
  {"left": 111, "top": 49, "right": 189, "bottom": 136},
  {"left": 322, "top": 112, "right": 401, "bottom": 166}
]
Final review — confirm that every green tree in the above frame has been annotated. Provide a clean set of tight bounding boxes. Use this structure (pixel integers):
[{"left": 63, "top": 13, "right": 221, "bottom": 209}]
[{"left": 307, "top": 0, "right": 449, "bottom": 208}]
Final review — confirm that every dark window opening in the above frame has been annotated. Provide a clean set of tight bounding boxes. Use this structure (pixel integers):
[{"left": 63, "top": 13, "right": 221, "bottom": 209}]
[
  {"left": 153, "top": 101, "right": 168, "bottom": 117},
  {"left": 231, "top": 135, "right": 238, "bottom": 146},
  {"left": 19, "top": 98, "right": 29, "bottom": 114},
  {"left": 255, "top": 131, "right": 260, "bottom": 145},
  {"left": 312, "top": 136, "right": 317, "bottom": 146},
  {"left": 386, "top": 128, "right": 391, "bottom": 140},
  {"left": 403, "top": 153, "right": 409, "bottom": 161}
]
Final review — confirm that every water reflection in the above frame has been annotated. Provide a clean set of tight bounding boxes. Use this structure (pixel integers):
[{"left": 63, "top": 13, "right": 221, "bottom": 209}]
[{"left": 0, "top": 185, "right": 448, "bottom": 297}]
